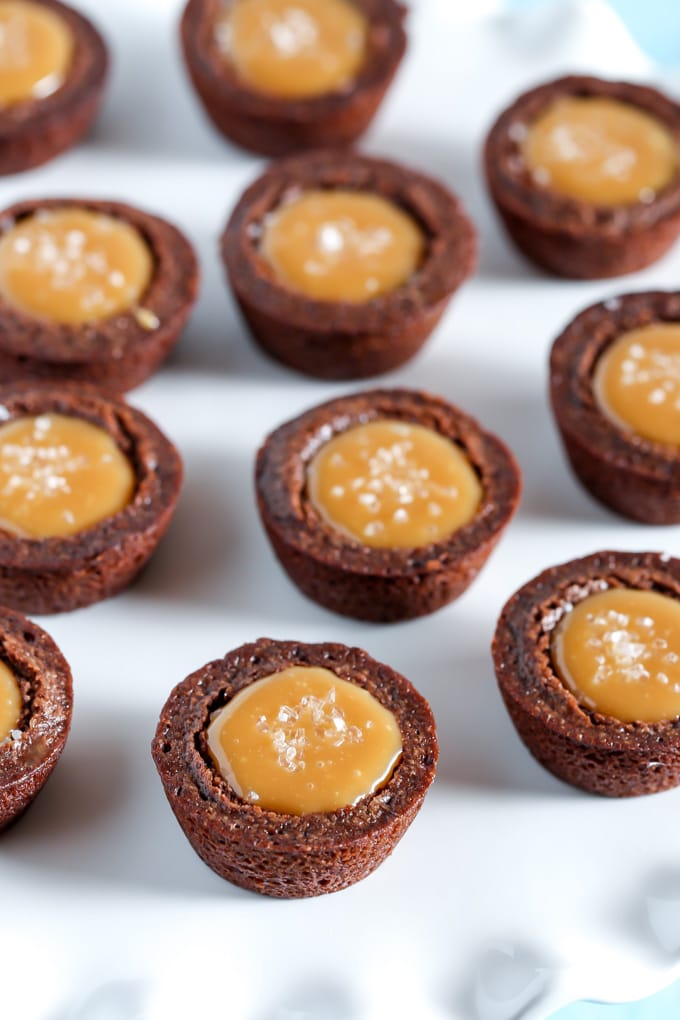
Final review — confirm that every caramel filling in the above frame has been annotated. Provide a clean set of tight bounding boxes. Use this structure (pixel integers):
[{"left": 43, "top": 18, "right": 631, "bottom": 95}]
[
  {"left": 0, "top": 660, "right": 20, "bottom": 741},
  {"left": 0, "top": 0, "right": 73, "bottom": 106},
  {"left": 215, "top": 0, "right": 368, "bottom": 99},
  {"left": 552, "top": 588, "right": 680, "bottom": 723},
  {"left": 0, "top": 414, "right": 136, "bottom": 539},
  {"left": 260, "top": 189, "right": 425, "bottom": 303},
  {"left": 0, "top": 209, "right": 154, "bottom": 325},
  {"left": 308, "top": 419, "right": 482, "bottom": 548},
  {"left": 523, "top": 96, "right": 678, "bottom": 205},
  {"left": 207, "top": 665, "right": 402, "bottom": 815},
  {"left": 594, "top": 323, "right": 680, "bottom": 446}
]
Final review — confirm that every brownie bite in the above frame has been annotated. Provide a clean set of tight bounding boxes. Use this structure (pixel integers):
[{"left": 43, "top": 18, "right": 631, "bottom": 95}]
[{"left": 152, "top": 637, "right": 438, "bottom": 897}]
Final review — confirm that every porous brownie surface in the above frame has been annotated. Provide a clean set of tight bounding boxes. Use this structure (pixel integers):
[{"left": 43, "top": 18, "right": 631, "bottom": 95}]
[
  {"left": 181, "top": 0, "right": 407, "bottom": 156},
  {"left": 550, "top": 290, "right": 680, "bottom": 522},
  {"left": 152, "top": 637, "right": 438, "bottom": 898},
  {"left": 222, "top": 150, "right": 476, "bottom": 379},
  {"left": 485, "top": 76, "right": 680, "bottom": 278},
  {"left": 0, "top": 0, "right": 108, "bottom": 175},
  {"left": 0, "top": 605, "right": 72, "bottom": 831},
  {"left": 0, "top": 198, "right": 199, "bottom": 393},
  {"left": 0, "top": 382, "right": 183, "bottom": 614},
  {"left": 256, "top": 388, "right": 521, "bottom": 622},
  {"left": 493, "top": 550, "right": 680, "bottom": 796}
]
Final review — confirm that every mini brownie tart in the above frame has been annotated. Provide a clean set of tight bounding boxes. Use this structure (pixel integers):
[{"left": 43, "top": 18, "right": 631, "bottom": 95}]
[
  {"left": 493, "top": 550, "right": 680, "bottom": 797},
  {"left": 0, "top": 0, "right": 108, "bottom": 175},
  {"left": 256, "top": 389, "right": 521, "bottom": 622},
  {"left": 222, "top": 150, "right": 477, "bottom": 380},
  {"left": 180, "top": 0, "right": 406, "bottom": 157},
  {"left": 152, "top": 637, "right": 438, "bottom": 897},
  {"left": 0, "top": 198, "right": 199, "bottom": 393},
  {"left": 0, "top": 381, "right": 182, "bottom": 614},
  {"left": 550, "top": 290, "right": 680, "bottom": 523},
  {"left": 0, "top": 604, "right": 72, "bottom": 829},
  {"left": 485, "top": 76, "right": 680, "bottom": 278}
]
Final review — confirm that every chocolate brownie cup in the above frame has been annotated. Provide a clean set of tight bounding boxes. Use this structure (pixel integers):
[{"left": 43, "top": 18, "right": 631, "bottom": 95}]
[
  {"left": 494, "top": 551, "right": 680, "bottom": 797},
  {"left": 0, "top": 0, "right": 108, "bottom": 175},
  {"left": 180, "top": 0, "right": 406, "bottom": 156},
  {"left": 0, "top": 381, "right": 182, "bottom": 614},
  {"left": 0, "top": 198, "right": 199, "bottom": 393},
  {"left": 485, "top": 76, "right": 680, "bottom": 278},
  {"left": 222, "top": 150, "right": 477, "bottom": 380},
  {"left": 152, "top": 637, "right": 438, "bottom": 897},
  {"left": 0, "top": 605, "right": 72, "bottom": 830},
  {"left": 550, "top": 290, "right": 680, "bottom": 523},
  {"left": 256, "top": 389, "right": 521, "bottom": 622}
]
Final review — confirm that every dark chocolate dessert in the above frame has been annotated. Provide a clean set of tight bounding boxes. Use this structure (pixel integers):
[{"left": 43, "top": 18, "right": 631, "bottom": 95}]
[
  {"left": 152, "top": 637, "right": 438, "bottom": 897},
  {"left": 493, "top": 550, "right": 680, "bottom": 796},
  {"left": 0, "top": 605, "right": 72, "bottom": 830},
  {"left": 0, "top": 198, "right": 199, "bottom": 393},
  {"left": 222, "top": 150, "right": 477, "bottom": 380},
  {"left": 485, "top": 76, "right": 680, "bottom": 278},
  {"left": 180, "top": 0, "right": 407, "bottom": 156},
  {"left": 256, "top": 388, "right": 521, "bottom": 622}
]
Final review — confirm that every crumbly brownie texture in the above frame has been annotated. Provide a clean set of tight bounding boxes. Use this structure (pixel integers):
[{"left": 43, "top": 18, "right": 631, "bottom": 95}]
[
  {"left": 180, "top": 0, "right": 407, "bottom": 156},
  {"left": 0, "top": 606, "right": 72, "bottom": 831},
  {"left": 256, "top": 389, "right": 521, "bottom": 622},
  {"left": 222, "top": 150, "right": 477, "bottom": 380},
  {"left": 551, "top": 290, "right": 680, "bottom": 523},
  {"left": 0, "top": 198, "right": 199, "bottom": 393},
  {"left": 152, "top": 637, "right": 438, "bottom": 897},
  {"left": 485, "top": 76, "right": 680, "bottom": 278},
  {"left": 0, "top": 382, "right": 182, "bottom": 614},
  {"left": 0, "top": 0, "right": 108, "bottom": 175},
  {"left": 493, "top": 551, "right": 680, "bottom": 797}
]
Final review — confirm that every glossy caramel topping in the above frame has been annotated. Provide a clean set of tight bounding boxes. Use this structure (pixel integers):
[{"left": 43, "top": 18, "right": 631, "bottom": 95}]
[
  {"left": 261, "top": 189, "right": 425, "bottom": 303},
  {"left": 0, "top": 209, "right": 154, "bottom": 325},
  {"left": 215, "top": 0, "right": 368, "bottom": 99},
  {"left": 0, "top": 414, "right": 136, "bottom": 539},
  {"left": 207, "top": 665, "right": 402, "bottom": 815},
  {"left": 594, "top": 323, "right": 680, "bottom": 446},
  {"left": 523, "top": 96, "right": 678, "bottom": 205},
  {"left": 308, "top": 419, "right": 482, "bottom": 548},
  {"left": 552, "top": 588, "right": 680, "bottom": 723},
  {"left": 0, "top": 0, "right": 73, "bottom": 106},
  {"left": 0, "top": 660, "right": 20, "bottom": 741}
]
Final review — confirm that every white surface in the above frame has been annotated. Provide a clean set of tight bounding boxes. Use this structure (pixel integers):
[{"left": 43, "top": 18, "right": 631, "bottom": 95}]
[{"left": 2, "top": 1, "right": 680, "bottom": 1018}]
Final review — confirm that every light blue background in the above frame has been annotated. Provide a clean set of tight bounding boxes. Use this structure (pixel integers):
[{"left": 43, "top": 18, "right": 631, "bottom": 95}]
[{"left": 508, "top": 1, "right": 680, "bottom": 1017}]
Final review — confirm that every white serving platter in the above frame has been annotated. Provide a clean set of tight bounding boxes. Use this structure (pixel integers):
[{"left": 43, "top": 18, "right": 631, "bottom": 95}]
[{"left": 2, "top": 1, "right": 680, "bottom": 1017}]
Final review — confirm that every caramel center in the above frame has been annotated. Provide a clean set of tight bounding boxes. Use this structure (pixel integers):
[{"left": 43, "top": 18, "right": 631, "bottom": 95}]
[
  {"left": 307, "top": 419, "right": 482, "bottom": 548},
  {"left": 0, "top": 0, "right": 73, "bottom": 106},
  {"left": 0, "top": 660, "right": 20, "bottom": 741},
  {"left": 207, "top": 665, "right": 402, "bottom": 815},
  {"left": 0, "top": 209, "right": 154, "bottom": 325},
  {"left": 261, "top": 189, "right": 425, "bottom": 303},
  {"left": 523, "top": 96, "right": 678, "bottom": 205},
  {"left": 594, "top": 323, "right": 680, "bottom": 446},
  {"left": 552, "top": 588, "right": 680, "bottom": 723},
  {"left": 0, "top": 414, "right": 136, "bottom": 539},
  {"left": 215, "top": 0, "right": 368, "bottom": 99}
]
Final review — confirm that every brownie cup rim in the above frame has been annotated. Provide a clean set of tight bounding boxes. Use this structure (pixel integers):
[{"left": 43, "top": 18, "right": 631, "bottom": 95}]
[
  {"left": 550, "top": 289, "right": 680, "bottom": 481},
  {"left": 485, "top": 75, "right": 680, "bottom": 239},
  {"left": 181, "top": 0, "right": 407, "bottom": 122},
  {"left": 222, "top": 149, "right": 478, "bottom": 337},
  {"left": 493, "top": 550, "right": 680, "bottom": 754},
  {"left": 152, "top": 637, "right": 439, "bottom": 850},
  {"left": 0, "top": 0, "right": 108, "bottom": 136},
  {"left": 0, "top": 197, "right": 200, "bottom": 365},
  {"left": 256, "top": 387, "right": 522, "bottom": 579},
  {"left": 0, "top": 381, "right": 183, "bottom": 572},
  {"left": 0, "top": 605, "right": 72, "bottom": 796}
]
